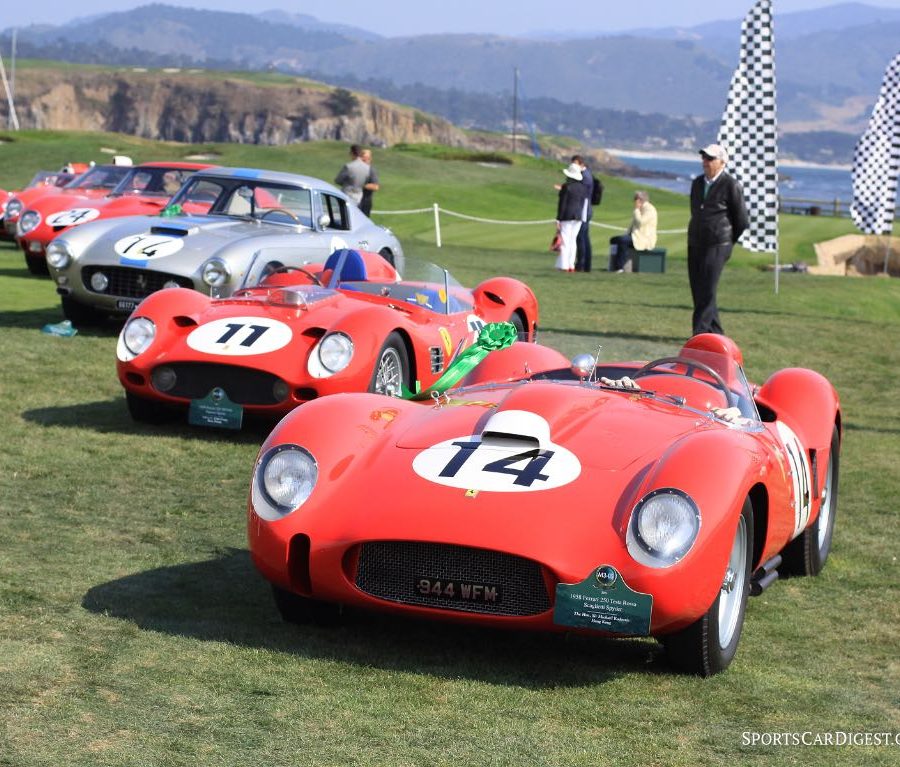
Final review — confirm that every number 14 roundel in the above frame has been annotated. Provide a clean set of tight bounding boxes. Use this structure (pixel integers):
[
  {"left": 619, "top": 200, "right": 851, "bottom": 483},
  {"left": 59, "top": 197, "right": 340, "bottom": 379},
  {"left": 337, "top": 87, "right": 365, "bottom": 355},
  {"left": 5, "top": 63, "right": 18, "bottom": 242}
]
[{"left": 413, "top": 420, "right": 581, "bottom": 493}]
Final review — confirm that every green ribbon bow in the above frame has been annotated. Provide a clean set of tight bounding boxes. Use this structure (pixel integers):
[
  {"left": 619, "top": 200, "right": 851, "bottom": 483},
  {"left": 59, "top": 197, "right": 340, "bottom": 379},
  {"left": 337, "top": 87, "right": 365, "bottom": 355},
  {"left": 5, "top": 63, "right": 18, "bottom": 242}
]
[
  {"left": 403, "top": 321, "right": 518, "bottom": 400},
  {"left": 159, "top": 204, "right": 183, "bottom": 218}
]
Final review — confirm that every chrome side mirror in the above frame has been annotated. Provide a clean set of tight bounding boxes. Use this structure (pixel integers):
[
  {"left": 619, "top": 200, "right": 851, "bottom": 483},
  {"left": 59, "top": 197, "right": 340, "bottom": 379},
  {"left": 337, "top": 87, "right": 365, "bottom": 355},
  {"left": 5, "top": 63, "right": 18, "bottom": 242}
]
[{"left": 571, "top": 353, "right": 595, "bottom": 381}]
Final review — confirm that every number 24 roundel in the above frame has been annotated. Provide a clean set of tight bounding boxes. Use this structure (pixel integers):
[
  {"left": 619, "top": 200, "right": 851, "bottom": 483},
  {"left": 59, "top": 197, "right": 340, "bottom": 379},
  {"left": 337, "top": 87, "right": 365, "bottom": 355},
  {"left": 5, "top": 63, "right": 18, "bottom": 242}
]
[
  {"left": 413, "top": 430, "right": 581, "bottom": 493},
  {"left": 186, "top": 317, "right": 292, "bottom": 356}
]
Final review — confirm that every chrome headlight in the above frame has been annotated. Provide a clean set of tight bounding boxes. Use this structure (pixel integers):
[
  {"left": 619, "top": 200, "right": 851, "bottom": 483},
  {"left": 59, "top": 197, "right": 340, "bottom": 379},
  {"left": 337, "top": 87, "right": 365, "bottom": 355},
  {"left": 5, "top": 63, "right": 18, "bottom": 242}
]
[
  {"left": 116, "top": 317, "right": 156, "bottom": 361},
  {"left": 318, "top": 332, "right": 354, "bottom": 373},
  {"left": 626, "top": 488, "right": 701, "bottom": 568},
  {"left": 251, "top": 444, "right": 318, "bottom": 521},
  {"left": 201, "top": 258, "right": 230, "bottom": 288},
  {"left": 46, "top": 240, "right": 74, "bottom": 269},
  {"left": 5, "top": 198, "right": 22, "bottom": 219},
  {"left": 17, "top": 210, "right": 41, "bottom": 235}
]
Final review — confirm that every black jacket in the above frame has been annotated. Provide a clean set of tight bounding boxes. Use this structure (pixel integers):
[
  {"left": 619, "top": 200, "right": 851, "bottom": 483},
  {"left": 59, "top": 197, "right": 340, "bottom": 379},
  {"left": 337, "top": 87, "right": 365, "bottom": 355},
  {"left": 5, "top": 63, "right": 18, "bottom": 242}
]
[
  {"left": 557, "top": 178, "right": 590, "bottom": 222},
  {"left": 688, "top": 171, "right": 749, "bottom": 247}
]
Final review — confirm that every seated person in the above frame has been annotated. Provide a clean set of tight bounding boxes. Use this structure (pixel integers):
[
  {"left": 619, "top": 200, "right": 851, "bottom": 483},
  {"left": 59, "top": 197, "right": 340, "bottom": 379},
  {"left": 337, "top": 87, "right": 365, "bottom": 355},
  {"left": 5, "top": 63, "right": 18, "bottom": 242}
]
[{"left": 609, "top": 190, "right": 658, "bottom": 272}]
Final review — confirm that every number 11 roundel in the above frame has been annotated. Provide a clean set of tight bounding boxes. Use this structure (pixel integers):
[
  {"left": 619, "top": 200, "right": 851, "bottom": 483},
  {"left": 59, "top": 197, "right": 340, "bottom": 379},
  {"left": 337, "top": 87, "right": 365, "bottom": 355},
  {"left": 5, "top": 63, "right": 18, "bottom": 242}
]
[
  {"left": 412, "top": 415, "right": 581, "bottom": 493},
  {"left": 186, "top": 317, "right": 292, "bottom": 356}
]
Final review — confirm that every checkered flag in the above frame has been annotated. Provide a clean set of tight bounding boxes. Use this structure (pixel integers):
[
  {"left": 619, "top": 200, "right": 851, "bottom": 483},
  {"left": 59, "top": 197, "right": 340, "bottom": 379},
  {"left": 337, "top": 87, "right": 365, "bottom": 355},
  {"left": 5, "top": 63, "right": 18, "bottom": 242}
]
[
  {"left": 717, "top": 0, "right": 778, "bottom": 253},
  {"left": 851, "top": 52, "right": 900, "bottom": 235}
]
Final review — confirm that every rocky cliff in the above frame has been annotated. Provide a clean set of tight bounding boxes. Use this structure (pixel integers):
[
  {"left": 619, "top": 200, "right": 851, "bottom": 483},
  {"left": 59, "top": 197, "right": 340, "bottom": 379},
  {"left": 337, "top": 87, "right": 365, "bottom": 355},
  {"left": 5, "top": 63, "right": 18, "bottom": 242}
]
[
  {"left": 6, "top": 66, "right": 627, "bottom": 171},
  {"left": 10, "top": 68, "right": 471, "bottom": 148}
]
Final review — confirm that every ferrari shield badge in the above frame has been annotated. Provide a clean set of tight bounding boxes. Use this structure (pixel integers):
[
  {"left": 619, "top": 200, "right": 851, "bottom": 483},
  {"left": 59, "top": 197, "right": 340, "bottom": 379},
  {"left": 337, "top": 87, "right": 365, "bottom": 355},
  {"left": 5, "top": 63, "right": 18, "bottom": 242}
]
[{"left": 554, "top": 565, "right": 652, "bottom": 635}]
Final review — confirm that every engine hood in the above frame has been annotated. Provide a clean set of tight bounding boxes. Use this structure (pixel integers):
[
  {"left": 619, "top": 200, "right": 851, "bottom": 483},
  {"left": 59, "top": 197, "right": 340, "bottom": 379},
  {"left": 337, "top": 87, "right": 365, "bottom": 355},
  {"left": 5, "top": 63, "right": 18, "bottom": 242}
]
[
  {"left": 67, "top": 214, "right": 306, "bottom": 269},
  {"left": 395, "top": 380, "right": 704, "bottom": 471}
]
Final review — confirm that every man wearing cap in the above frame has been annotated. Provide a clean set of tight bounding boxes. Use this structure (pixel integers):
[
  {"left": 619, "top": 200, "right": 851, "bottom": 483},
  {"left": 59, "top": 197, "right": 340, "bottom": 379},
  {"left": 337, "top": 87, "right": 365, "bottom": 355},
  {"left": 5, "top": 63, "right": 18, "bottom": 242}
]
[{"left": 688, "top": 143, "right": 749, "bottom": 335}]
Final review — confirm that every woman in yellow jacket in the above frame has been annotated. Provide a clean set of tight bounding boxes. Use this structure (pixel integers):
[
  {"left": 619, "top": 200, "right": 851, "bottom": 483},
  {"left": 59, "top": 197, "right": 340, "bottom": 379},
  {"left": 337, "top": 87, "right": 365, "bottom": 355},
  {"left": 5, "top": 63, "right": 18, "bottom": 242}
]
[{"left": 609, "top": 190, "right": 657, "bottom": 271}]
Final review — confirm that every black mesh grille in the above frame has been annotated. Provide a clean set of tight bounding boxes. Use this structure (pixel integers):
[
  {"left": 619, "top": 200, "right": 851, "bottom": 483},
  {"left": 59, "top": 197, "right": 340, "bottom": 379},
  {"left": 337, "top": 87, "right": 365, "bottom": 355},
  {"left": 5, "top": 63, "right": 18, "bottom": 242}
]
[
  {"left": 355, "top": 541, "right": 552, "bottom": 617},
  {"left": 82, "top": 265, "right": 193, "bottom": 298},
  {"left": 155, "top": 362, "right": 289, "bottom": 405}
]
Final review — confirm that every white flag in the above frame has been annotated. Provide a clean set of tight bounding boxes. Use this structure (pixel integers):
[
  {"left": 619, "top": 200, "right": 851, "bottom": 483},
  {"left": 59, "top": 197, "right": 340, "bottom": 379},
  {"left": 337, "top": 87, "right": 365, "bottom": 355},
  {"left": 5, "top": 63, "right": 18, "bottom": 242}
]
[
  {"left": 718, "top": 0, "right": 778, "bottom": 253},
  {"left": 851, "top": 52, "right": 900, "bottom": 235}
]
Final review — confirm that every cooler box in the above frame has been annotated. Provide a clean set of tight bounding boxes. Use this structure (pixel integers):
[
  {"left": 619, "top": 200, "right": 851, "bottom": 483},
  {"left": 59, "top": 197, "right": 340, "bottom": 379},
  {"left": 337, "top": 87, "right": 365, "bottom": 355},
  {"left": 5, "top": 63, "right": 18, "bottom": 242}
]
[{"left": 631, "top": 247, "right": 667, "bottom": 273}]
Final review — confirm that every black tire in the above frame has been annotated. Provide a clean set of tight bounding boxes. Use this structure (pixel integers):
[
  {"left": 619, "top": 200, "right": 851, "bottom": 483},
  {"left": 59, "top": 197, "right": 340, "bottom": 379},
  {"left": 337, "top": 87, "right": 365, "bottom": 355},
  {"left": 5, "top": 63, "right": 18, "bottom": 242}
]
[
  {"left": 509, "top": 311, "right": 528, "bottom": 342},
  {"left": 368, "top": 332, "right": 409, "bottom": 397},
  {"left": 125, "top": 391, "right": 175, "bottom": 425},
  {"left": 662, "top": 498, "right": 754, "bottom": 676},
  {"left": 25, "top": 253, "right": 50, "bottom": 276},
  {"left": 272, "top": 585, "right": 343, "bottom": 626},
  {"left": 61, "top": 296, "right": 103, "bottom": 326},
  {"left": 781, "top": 425, "right": 839, "bottom": 577},
  {"left": 378, "top": 248, "right": 395, "bottom": 268}
]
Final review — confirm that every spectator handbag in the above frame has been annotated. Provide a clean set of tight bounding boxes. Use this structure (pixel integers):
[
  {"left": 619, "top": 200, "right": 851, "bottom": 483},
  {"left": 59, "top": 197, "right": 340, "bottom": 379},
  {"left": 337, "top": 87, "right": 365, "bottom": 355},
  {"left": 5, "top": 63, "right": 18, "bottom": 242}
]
[{"left": 549, "top": 232, "right": 562, "bottom": 252}]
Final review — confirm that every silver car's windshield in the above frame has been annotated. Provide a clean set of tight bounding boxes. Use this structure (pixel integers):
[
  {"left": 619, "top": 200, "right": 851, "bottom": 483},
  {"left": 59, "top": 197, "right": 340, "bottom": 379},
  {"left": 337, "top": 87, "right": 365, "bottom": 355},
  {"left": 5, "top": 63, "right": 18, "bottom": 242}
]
[
  {"left": 109, "top": 167, "right": 198, "bottom": 199},
  {"left": 168, "top": 176, "right": 314, "bottom": 227}
]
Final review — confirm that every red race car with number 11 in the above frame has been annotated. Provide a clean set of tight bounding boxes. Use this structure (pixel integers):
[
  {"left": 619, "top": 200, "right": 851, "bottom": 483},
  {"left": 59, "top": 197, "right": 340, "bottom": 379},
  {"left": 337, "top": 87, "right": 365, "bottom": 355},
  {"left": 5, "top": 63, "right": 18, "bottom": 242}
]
[
  {"left": 247, "top": 333, "right": 840, "bottom": 675},
  {"left": 116, "top": 249, "right": 539, "bottom": 428}
]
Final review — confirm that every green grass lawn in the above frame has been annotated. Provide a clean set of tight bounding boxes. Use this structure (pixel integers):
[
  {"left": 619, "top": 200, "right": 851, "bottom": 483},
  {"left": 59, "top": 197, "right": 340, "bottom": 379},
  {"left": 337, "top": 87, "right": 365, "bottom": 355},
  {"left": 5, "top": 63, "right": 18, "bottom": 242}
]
[{"left": 1, "top": 133, "right": 898, "bottom": 766}]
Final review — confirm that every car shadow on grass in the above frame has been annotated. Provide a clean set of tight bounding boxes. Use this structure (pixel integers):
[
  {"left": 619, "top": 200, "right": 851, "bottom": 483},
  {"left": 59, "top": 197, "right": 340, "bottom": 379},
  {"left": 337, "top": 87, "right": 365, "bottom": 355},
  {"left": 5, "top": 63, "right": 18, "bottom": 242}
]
[
  {"left": 0, "top": 308, "right": 123, "bottom": 335},
  {"left": 22, "top": 399, "right": 272, "bottom": 444},
  {"left": 82, "top": 548, "right": 672, "bottom": 686},
  {"left": 541, "top": 325, "right": 685, "bottom": 345}
]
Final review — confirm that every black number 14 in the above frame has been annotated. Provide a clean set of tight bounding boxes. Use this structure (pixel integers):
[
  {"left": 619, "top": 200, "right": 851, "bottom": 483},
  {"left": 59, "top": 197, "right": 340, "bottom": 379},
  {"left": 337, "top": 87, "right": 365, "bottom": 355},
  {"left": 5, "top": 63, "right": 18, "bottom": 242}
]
[{"left": 439, "top": 439, "right": 553, "bottom": 487}]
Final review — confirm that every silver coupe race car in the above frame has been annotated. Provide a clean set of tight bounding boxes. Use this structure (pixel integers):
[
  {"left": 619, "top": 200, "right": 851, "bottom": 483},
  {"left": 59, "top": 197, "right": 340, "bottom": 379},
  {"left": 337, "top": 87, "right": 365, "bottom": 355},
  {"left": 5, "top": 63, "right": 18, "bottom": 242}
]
[{"left": 45, "top": 167, "right": 404, "bottom": 323}]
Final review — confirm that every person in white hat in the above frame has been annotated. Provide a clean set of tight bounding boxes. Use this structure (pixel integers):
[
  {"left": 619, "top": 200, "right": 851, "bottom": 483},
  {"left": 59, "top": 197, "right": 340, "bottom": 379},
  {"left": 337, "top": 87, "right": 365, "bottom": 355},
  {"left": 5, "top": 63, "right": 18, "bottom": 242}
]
[
  {"left": 687, "top": 143, "right": 749, "bottom": 335},
  {"left": 554, "top": 162, "right": 590, "bottom": 272}
]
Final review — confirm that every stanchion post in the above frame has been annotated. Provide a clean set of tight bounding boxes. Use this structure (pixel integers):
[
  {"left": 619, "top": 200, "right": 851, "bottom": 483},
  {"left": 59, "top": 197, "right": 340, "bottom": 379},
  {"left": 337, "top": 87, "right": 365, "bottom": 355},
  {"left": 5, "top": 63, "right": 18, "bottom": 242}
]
[{"left": 433, "top": 203, "right": 442, "bottom": 248}]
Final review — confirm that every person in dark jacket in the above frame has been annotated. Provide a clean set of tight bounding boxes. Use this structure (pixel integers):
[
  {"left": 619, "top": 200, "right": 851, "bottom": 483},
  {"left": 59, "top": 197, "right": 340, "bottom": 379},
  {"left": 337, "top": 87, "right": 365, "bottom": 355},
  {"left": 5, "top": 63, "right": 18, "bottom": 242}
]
[
  {"left": 572, "top": 155, "right": 594, "bottom": 272},
  {"left": 687, "top": 143, "right": 749, "bottom": 335},
  {"left": 555, "top": 162, "right": 590, "bottom": 272}
]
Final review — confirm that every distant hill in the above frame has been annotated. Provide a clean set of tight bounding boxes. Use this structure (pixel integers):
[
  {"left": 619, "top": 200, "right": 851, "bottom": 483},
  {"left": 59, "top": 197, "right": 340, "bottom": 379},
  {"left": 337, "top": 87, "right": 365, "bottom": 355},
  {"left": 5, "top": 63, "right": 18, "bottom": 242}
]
[{"left": 3, "top": 2, "right": 895, "bottom": 162}]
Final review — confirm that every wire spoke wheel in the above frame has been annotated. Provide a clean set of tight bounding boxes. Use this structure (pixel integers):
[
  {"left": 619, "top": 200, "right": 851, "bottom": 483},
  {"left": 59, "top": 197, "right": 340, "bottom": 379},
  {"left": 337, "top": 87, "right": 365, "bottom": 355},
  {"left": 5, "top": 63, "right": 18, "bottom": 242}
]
[{"left": 369, "top": 332, "right": 409, "bottom": 398}]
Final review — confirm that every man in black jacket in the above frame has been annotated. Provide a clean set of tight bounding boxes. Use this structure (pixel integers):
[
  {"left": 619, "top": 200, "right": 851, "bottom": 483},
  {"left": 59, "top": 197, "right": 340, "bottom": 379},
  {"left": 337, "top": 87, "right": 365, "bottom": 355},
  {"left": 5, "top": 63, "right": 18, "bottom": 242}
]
[{"left": 687, "top": 143, "right": 749, "bottom": 336}]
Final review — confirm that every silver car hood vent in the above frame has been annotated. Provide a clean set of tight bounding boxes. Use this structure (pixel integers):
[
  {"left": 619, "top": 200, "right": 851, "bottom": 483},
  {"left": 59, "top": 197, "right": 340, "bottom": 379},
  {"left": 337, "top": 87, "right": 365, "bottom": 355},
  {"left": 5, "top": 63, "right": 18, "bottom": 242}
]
[{"left": 150, "top": 225, "right": 196, "bottom": 237}]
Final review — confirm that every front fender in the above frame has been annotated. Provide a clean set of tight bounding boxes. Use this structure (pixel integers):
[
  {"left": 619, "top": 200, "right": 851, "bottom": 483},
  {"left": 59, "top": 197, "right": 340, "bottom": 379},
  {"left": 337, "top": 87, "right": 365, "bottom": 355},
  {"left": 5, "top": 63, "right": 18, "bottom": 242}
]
[
  {"left": 626, "top": 428, "right": 763, "bottom": 630},
  {"left": 473, "top": 277, "right": 539, "bottom": 334}
]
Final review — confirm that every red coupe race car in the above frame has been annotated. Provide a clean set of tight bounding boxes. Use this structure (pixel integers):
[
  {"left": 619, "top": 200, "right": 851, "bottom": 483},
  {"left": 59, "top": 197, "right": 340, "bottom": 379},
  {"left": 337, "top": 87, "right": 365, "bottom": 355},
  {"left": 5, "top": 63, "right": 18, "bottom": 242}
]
[
  {"left": 1, "top": 163, "right": 90, "bottom": 242},
  {"left": 16, "top": 161, "right": 209, "bottom": 274},
  {"left": 247, "top": 333, "right": 840, "bottom": 676},
  {"left": 116, "top": 249, "right": 539, "bottom": 428}
]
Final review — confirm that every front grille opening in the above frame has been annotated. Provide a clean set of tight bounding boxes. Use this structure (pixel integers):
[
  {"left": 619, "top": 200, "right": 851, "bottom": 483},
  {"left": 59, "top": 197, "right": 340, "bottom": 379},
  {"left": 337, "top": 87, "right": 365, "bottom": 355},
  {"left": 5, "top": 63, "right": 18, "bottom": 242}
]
[
  {"left": 354, "top": 541, "right": 552, "bottom": 617},
  {"left": 82, "top": 265, "right": 193, "bottom": 298},
  {"left": 151, "top": 362, "right": 286, "bottom": 405}
]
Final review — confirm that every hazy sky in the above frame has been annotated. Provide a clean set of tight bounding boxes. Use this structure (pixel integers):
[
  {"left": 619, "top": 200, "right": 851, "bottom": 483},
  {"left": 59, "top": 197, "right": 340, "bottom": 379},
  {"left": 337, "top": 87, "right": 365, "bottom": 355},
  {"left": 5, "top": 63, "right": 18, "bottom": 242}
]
[{"left": 11, "top": 0, "right": 900, "bottom": 35}]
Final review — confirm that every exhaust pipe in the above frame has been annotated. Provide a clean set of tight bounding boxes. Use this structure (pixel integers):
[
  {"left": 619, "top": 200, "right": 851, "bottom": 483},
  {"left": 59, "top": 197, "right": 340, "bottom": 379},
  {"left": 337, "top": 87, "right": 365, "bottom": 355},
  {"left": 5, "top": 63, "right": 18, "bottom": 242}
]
[{"left": 750, "top": 553, "right": 782, "bottom": 597}]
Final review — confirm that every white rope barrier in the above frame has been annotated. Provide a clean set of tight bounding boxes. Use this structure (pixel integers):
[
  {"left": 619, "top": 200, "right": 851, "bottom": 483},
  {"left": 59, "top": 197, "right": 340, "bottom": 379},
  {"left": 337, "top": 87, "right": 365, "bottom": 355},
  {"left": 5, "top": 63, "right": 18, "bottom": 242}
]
[
  {"left": 371, "top": 204, "right": 687, "bottom": 245},
  {"left": 371, "top": 207, "right": 434, "bottom": 215}
]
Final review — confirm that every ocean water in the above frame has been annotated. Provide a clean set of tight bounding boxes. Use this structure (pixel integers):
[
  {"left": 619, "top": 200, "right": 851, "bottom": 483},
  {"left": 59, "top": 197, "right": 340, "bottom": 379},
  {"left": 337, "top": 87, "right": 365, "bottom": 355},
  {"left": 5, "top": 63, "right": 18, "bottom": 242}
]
[{"left": 615, "top": 153, "right": 853, "bottom": 204}]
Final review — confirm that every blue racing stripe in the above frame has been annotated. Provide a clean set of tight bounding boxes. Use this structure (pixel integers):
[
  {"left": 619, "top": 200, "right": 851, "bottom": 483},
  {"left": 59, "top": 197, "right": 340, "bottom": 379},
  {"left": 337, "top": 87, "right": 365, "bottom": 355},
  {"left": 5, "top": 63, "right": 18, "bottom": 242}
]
[{"left": 230, "top": 168, "right": 263, "bottom": 180}]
